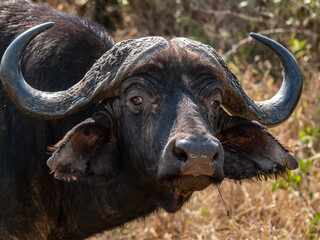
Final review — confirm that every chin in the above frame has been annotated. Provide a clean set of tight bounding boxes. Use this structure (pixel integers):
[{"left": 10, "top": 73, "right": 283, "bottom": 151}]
[{"left": 160, "top": 175, "right": 222, "bottom": 212}]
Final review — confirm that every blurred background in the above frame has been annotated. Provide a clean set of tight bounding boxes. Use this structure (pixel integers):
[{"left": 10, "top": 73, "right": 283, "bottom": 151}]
[{"left": 30, "top": 0, "right": 320, "bottom": 239}]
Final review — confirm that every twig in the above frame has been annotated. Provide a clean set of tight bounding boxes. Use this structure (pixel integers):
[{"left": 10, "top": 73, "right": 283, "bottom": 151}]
[
  {"left": 223, "top": 28, "right": 320, "bottom": 59},
  {"left": 304, "top": 153, "right": 320, "bottom": 162},
  {"left": 191, "top": 7, "right": 268, "bottom": 23},
  {"left": 215, "top": 184, "right": 232, "bottom": 218}
]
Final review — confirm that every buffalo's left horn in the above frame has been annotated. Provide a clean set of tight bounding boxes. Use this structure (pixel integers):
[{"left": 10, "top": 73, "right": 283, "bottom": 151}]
[
  {"left": 170, "top": 35, "right": 302, "bottom": 127},
  {"left": 248, "top": 33, "right": 303, "bottom": 126}
]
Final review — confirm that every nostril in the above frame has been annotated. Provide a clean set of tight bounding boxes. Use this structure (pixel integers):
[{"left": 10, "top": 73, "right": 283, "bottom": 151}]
[
  {"left": 175, "top": 138, "right": 219, "bottom": 156},
  {"left": 212, "top": 150, "right": 222, "bottom": 166},
  {"left": 172, "top": 144, "right": 188, "bottom": 162}
]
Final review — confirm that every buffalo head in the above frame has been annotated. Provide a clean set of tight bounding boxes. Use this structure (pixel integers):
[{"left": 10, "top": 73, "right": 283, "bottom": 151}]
[{"left": 0, "top": 23, "right": 302, "bottom": 212}]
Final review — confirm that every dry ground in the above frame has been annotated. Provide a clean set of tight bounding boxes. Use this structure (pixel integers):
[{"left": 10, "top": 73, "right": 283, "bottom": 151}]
[{"left": 89, "top": 180, "right": 320, "bottom": 240}]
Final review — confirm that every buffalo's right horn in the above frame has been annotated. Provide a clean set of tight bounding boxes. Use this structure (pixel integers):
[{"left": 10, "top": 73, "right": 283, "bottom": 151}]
[
  {"left": 0, "top": 22, "right": 105, "bottom": 120},
  {"left": 0, "top": 22, "right": 169, "bottom": 120}
]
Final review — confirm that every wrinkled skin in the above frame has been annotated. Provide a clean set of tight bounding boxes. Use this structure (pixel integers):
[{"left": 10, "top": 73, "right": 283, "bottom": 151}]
[
  {"left": 48, "top": 47, "right": 227, "bottom": 212},
  {"left": 0, "top": 1, "right": 298, "bottom": 239}
]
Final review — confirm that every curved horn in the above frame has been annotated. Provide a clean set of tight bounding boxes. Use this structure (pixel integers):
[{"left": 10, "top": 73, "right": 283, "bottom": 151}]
[
  {"left": 248, "top": 33, "right": 302, "bottom": 126},
  {"left": 171, "top": 35, "right": 302, "bottom": 126},
  {"left": 0, "top": 22, "right": 97, "bottom": 120},
  {"left": 0, "top": 23, "right": 169, "bottom": 120}
]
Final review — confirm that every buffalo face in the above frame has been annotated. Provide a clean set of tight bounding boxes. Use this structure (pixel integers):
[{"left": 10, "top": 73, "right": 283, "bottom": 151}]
[
  {"left": 117, "top": 48, "right": 226, "bottom": 211},
  {"left": 0, "top": 23, "right": 301, "bottom": 213},
  {"left": 45, "top": 46, "right": 297, "bottom": 212}
]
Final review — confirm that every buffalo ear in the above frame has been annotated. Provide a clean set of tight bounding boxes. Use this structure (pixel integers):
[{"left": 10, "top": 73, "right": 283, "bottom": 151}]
[
  {"left": 47, "top": 116, "right": 120, "bottom": 183},
  {"left": 218, "top": 109, "right": 298, "bottom": 180}
]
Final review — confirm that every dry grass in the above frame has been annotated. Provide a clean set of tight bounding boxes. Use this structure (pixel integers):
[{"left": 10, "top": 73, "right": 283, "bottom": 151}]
[
  {"left": 87, "top": 180, "right": 319, "bottom": 240},
  {"left": 29, "top": 0, "right": 320, "bottom": 239}
]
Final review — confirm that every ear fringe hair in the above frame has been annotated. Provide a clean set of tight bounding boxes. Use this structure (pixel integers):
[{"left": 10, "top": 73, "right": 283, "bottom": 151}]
[{"left": 225, "top": 170, "right": 287, "bottom": 184}]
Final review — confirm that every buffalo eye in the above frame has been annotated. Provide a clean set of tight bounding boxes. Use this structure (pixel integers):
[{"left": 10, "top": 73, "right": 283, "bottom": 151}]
[
  {"left": 211, "top": 100, "right": 221, "bottom": 110},
  {"left": 130, "top": 96, "right": 143, "bottom": 106}
]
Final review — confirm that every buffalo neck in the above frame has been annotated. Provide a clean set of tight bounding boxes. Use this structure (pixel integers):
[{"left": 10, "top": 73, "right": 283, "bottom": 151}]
[{"left": 53, "top": 174, "right": 159, "bottom": 239}]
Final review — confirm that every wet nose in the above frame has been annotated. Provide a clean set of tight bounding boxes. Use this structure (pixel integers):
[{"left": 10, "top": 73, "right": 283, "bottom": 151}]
[
  {"left": 173, "top": 138, "right": 220, "bottom": 176},
  {"left": 158, "top": 136, "right": 224, "bottom": 181}
]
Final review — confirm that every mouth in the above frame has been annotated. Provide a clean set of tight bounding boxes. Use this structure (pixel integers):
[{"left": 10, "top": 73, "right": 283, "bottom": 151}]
[
  {"left": 160, "top": 175, "right": 222, "bottom": 212},
  {"left": 161, "top": 187, "right": 193, "bottom": 213}
]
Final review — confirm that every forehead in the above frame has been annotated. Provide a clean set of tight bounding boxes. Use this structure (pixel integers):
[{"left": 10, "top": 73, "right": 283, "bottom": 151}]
[{"left": 128, "top": 42, "right": 225, "bottom": 88}]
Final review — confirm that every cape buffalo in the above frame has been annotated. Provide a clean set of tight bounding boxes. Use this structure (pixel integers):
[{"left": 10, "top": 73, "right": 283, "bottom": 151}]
[{"left": 0, "top": 1, "right": 302, "bottom": 239}]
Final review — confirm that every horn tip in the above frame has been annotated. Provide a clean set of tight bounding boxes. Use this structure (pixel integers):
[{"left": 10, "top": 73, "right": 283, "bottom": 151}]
[
  {"left": 39, "top": 22, "right": 55, "bottom": 30},
  {"left": 250, "top": 32, "right": 261, "bottom": 40}
]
